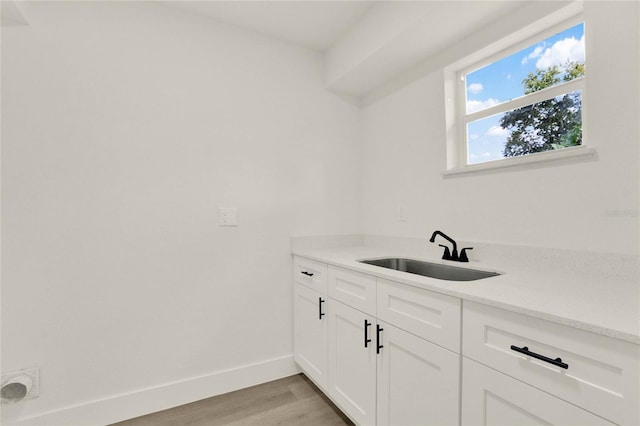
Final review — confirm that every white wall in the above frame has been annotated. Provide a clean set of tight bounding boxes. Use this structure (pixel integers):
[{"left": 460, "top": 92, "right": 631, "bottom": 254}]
[
  {"left": 361, "top": 1, "right": 639, "bottom": 255},
  {"left": 1, "top": 2, "right": 360, "bottom": 424},
  {"left": 2, "top": 1, "right": 638, "bottom": 424}
]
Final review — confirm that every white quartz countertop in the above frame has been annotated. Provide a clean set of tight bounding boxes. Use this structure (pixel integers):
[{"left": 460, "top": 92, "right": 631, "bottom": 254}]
[{"left": 292, "top": 245, "right": 640, "bottom": 345}]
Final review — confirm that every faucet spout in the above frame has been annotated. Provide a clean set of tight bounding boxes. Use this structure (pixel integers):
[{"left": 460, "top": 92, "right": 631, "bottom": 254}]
[
  {"left": 429, "top": 230, "right": 458, "bottom": 256},
  {"left": 429, "top": 230, "right": 473, "bottom": 262}
]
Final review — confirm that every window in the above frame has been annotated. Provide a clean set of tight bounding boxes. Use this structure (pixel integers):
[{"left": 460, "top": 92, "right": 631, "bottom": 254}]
[{"left": 446, "top": 16, "right": 590, "bottom": 172}]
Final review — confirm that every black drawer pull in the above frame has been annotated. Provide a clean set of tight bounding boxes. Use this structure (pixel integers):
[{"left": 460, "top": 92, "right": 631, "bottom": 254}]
[
  {"left": 376, "top": 324, "right": 384, "bottom": 354},
  {"left": 510, "top": 345, "right": 568, "bottom": 369},
  {"left": 364, "top": 320, "right": 372, "bottom": 348},
  {"left": 301, "top": 271, "right": 314, "bottom": 277},
  {"left": 318, "top": 297, "right": 325, "bottom": 320}
]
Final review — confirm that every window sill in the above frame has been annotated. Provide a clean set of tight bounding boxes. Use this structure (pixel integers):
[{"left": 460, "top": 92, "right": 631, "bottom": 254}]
[{"left": 442, "top": 146, "right": 597, "bottom": 178}]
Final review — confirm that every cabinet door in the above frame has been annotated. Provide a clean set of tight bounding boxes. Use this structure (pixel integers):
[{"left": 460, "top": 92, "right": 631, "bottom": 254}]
[
  {"left": 462, "top": 358, "right": 615, "bottom": 426},
  {"left": 293, "top": 284, "right": 328, "bottom": 390},
  {"left": 377, "top": 322, "right": 460, "bottom": 426},
  {"left": 328, "top": 300, "right": 377, "bottom": 425}
]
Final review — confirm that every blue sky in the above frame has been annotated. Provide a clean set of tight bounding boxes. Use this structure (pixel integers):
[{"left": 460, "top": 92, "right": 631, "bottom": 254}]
[{"left": 466, "top": 23, "right": 585, "bottom": 164}]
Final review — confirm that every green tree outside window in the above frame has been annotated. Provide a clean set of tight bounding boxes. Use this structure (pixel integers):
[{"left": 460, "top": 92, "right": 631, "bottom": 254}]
[{"left": 500, "top": 61, "right": 585, "bottom": 157}]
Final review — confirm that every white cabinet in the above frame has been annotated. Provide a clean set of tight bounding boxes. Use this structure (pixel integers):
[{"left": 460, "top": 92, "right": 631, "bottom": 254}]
[
  {"left": 328, "top": 302, "right": 460, "bottom": 426},
  {"left": 293, "top": 256, "right": 329, "bottom": 390},
  {"left": 293, "top": 283, "right": 328, "bottom": 390},
  {"left": 328, "top": 300, "right": 377, "bottom": 425},
  {"left": 463, "top": 301, "right": 640, "bottom": 426},
  {"left": 377, "top": 321, "right": 459, "bottom": 426},
  {"left": 293, "top": 256, "right": 637, "bottom": 426},
  {"left": 462, "top": 357, "right": 614, "bottom": 426},
  {"left": 295, "top": 257, "right": 461, "bottom": 426}
]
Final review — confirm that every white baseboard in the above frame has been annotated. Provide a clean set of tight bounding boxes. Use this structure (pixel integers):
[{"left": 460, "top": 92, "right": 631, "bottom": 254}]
[{"left": 12, "top": 355, "right": 298, "bottom": 426}]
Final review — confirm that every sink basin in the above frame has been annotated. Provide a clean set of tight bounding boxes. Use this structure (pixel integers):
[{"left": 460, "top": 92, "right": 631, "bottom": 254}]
[{"left": 358, "top": 258, "right": 500, "bottom": 281}]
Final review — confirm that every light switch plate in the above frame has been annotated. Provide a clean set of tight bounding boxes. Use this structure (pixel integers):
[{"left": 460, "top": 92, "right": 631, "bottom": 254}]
[
  {"left": 397, "top": 206, "right": 407, "bottom": 222},
  {"left": 218, "top": 207, "right": 238, "bottom": 226}
]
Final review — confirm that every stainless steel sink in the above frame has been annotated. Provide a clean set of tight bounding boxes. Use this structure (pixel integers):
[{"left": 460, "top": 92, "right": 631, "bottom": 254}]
[{"left": 358, "top": 258, "right": 500, "bottom": 281}]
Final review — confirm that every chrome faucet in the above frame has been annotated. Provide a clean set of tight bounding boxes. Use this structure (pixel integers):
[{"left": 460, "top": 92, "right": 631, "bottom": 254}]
[{"left": 429, "top": 230, "right": 473, "bottom": 262}]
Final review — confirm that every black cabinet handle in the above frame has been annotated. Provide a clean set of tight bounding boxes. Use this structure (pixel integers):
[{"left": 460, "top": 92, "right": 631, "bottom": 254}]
[
  {"left": 510, "top": 345, "right": 568, "bottom": 369},
  {"left": 376, "top": 324, "right": 384, "bottom": 354},
  {"left": 301, "top": 271, "right": 314, "bottom": 277},
  {"left": 318, "top": 297, "right": 325, "bottom": 320},
  {"left": 364, "top": 320, "right": 372, "bottom": 348}
]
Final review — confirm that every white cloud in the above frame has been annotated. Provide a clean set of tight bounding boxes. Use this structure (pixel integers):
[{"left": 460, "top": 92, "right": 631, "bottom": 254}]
[
  {"left": 467, "top": 83, "right": 483, "bottom": 94},
  {"left": 536, "top": 35, "right": 585, "bottom": 69},
  {"left": 507, "top": 73, "right": 512, "bottom": 80},
  {"left": 469, "top": 133, "right": 480, "bottom": 141},
  {"left": 486, "top": 125, "right": 509, "bottom": 137},
  {"left": 528, "top": 46, "right": 544, "bottom": 59},
  {"left": 466, "top": 98, "right": 500, "bottom": 113},
  {"left": 522, "top": 45, "right": 545, "bottom": 64},
  {"left": 530, "top": 46, "right": 545, "bottom": 59}
]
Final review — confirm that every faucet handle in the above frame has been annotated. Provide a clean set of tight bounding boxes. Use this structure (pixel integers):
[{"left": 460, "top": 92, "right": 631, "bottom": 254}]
[
  {"left": 460, "top": 247, "right": 473, "bottom": 262},
  {"left": 438, "top": 244, "right": 452, "bottom": 260}
]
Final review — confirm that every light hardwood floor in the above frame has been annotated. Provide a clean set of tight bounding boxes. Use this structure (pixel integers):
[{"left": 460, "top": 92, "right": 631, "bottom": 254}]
[{"left": 111, "top": 374, "right": 353, "bottom": 426}]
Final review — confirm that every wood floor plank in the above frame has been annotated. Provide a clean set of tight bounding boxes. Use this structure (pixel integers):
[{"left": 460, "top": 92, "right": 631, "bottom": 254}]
[
  {"left": 111, "top": 374, "right": 353, "bottom": 426},
  {"left": 224, "top": 395, "right": 349, "bottom": 426},
  {"left": 288, "top": 377, "right": 321, "bottom": 401}
]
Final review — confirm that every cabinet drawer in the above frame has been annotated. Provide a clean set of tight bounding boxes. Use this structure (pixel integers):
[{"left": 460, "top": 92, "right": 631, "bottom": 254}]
[
  {"left": 462, "top": 357, "right": 615, "bottom": 425},
  {"left": 377, "top": 279, "right": 461, "bottom": 352},
  {"left": 328, "top": 266, "right": 376, "bottom": 315},
  {"left": 294, "top": 256, "right": 328, "bottom": 293},
  {"left": 463, "top": 301, "right": 639, "bottom": 425}
]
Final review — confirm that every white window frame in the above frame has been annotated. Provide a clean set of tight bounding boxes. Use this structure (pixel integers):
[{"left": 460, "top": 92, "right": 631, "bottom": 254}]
[{"left": 444, "top": 6, "right": 595, "bottom": 176}]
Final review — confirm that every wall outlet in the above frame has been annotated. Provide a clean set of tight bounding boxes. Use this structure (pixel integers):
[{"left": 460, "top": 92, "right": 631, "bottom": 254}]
[
  {"left": 218, "top": 207, "right": 238, "bottom": 226},
  {"left": 1, "top": 367, "right": 40, "bottom": 404}
]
